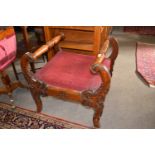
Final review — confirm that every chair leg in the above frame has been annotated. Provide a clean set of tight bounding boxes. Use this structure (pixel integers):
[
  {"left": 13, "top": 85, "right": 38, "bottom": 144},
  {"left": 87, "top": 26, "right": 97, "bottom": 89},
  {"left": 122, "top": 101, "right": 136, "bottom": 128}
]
[
  {"left": 93, "top": 102, "right": 104, "bottom": 128},
  {"left": 81, "top": 83, "right": 109, "bottom": 128},
  {"left": 12, "top": 62, "right": 19, "bottom": 80},
  {"left": 30, "top": 89, "right": 43, "bottom": 113}
]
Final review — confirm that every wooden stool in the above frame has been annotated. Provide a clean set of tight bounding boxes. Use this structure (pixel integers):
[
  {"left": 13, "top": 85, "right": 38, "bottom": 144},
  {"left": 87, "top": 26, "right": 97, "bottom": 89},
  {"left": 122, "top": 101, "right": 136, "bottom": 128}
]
[{"left": 21, "top": 27, "right": 119, "bottom": 128}]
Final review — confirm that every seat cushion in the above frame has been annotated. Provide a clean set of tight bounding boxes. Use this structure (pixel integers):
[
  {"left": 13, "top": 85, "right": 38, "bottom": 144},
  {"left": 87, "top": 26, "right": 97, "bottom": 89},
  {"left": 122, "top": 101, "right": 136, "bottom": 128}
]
[
  {"left": 35, "top": 50, "right": 111, "bottom": 91},
  {"left": 0, "top": 34, "right": 16, "bottom": 71}
]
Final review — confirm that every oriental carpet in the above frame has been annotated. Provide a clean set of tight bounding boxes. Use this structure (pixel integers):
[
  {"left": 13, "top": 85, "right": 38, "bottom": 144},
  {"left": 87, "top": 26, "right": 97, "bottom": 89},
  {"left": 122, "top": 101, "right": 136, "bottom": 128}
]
[
  {"left": 0, "top": 102, "right": 88, "bottom": 129},
  {"left": 124, "top": 26, "right": 155, "bottom": 35},
  {"left": 136, "top": 42, "right": 155, "bottom": 87}
]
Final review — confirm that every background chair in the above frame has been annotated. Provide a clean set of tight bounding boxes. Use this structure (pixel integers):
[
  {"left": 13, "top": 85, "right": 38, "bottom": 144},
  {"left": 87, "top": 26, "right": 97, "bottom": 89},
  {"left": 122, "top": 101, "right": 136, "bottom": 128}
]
[
  {"left": 0, "top": 26, "right": 24, "bottom": 103},
  {"left": 21, "top": 26, "right": 118, "bottom": 128},
  {"left": 20, "top": 26, "right": 47, "bottom": 73}
]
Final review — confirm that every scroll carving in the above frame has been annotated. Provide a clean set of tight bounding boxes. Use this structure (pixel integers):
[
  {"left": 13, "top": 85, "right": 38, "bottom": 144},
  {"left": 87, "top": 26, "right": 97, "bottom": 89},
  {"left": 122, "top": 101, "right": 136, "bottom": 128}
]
[{"left": 81, "top": 82, "right": 110, "bottom": 128}]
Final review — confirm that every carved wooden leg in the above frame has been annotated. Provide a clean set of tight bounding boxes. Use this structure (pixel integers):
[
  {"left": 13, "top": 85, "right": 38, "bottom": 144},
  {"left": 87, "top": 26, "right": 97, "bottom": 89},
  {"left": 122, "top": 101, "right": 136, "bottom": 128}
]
[
  {"left": 30, "top": 89, "right": 42, "bottom": 113},
  {"left": 81, "top": 85, "right": 107, "bottom": 128},
  {"left": 93, "top": 102, "right": 104, "bottom": 128}
]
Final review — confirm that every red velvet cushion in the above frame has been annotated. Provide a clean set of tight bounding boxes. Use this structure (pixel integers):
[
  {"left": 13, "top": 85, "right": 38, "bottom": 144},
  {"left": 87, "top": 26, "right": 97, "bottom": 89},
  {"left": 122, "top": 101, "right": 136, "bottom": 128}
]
[
  {"left": 0, "top": 34, "right": 16, "bottom": 71},
  {"left": 35, "top": 50, "right": 111, "bottom": 91}
]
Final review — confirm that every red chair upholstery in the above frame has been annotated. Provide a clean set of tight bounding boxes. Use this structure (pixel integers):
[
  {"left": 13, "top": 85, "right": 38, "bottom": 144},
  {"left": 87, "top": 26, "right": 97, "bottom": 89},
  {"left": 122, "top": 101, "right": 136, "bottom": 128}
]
[
  {"left": 0, "top": 28, "right": 16, "bottom": 71},
  {"left": 35, "top": 50, "right": 111, "bottom": 91},
  {"left": 0, "top": 27, "right": 23, "bottom": 102}
]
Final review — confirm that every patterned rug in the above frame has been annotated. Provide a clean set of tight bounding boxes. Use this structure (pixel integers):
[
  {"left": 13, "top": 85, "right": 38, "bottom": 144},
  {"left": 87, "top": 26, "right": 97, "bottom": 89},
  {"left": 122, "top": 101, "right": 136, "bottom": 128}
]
[
  {"left": 0, "top": 102, "right": 88, "bottom": 129},
  {"left": 124, "top": 26, "right": 155, "bottom": 35},
  {"left": 136, "top": 42, "right": 155, "bottom": 87}
]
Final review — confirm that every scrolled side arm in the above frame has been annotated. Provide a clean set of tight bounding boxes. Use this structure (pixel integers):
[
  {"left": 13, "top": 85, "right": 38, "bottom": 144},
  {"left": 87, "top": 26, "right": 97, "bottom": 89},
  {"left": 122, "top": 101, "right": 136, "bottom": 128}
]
[
  {"left": 20, "top": 34, "right": 64, "bottom": 88},
  {"left": 90, "top": 37, "right": 118, "bottom": 86},
  {"left": 31, "top": 33, "right": 64, "bottom": 60},
  {"left": 90, "top": 38, "right": 110, "bottom": 75},
  {"left": 91, "top": 37, "right": 118, "bottom": 74},
  {"left": 93, "top": 39, "right": 110, "bottom": 65}
]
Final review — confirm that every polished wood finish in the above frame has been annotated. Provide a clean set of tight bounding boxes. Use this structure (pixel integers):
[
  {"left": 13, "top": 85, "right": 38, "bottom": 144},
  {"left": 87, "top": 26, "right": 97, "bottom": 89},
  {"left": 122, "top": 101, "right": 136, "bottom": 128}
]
[{"left": 21, "top": 28, "right": 118, "bottom": 128}]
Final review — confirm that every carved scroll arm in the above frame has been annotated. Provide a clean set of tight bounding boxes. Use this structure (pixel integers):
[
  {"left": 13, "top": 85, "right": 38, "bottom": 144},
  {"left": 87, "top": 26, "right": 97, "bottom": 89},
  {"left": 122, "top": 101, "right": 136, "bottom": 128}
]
[
  {"left": 91, "top": 37, "right": 118, "bottom": 76},
  {"left": 93, "top": 39, "right": 110, "bottom": 65},
  {"left": 90, "top": 37, "right": 110, "bottom": 77},
  {"left": 20, "top": 34, "right": 64, "bottom": 86}
]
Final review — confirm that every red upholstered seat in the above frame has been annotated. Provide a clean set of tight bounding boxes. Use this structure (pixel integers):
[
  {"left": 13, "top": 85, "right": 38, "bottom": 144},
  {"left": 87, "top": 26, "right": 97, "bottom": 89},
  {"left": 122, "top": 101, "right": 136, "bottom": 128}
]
[
  {"left": 0, "top": 34, "right": 16, "bottom": 71},
  {"left": 35, "top": 50, "right": 111, "bottom": 91}
]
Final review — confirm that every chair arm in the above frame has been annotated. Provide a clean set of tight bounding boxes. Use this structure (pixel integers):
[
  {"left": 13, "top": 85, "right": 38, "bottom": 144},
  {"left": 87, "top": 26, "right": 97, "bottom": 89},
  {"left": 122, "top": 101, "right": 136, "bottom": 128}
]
[
  {"left": 20, "top": 34, "right": 64, "bottom": 87},
  {"left": 108, "top": 37, "right": 119, "bottom": 64},
  {"left": 26, "top": 33, "right": 64, "bottom": 61},
  {"left": 93, "top": 39, "right": 110, "bottom": 65},
  {"left": 91, "top": 37, "right": 118, "bottom": 75},
  {"left": 90, "top": 37, "right": 118, "bottom": 85},
  {"left": 90, "top": 38, "right": 110, "bottom": 74},
  {"left": 90, "top": 39, "right": 111, "bottom": 86}
]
